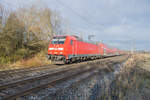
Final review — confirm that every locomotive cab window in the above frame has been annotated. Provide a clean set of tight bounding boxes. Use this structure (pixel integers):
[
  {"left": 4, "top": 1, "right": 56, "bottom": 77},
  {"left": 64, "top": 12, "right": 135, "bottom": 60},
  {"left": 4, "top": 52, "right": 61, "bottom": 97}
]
[
  {"left": 70, "top": 40, "right": 73, "bottom": 45},
  {"left": 51, "top": 36, "right": 66, "bottom": 44}
]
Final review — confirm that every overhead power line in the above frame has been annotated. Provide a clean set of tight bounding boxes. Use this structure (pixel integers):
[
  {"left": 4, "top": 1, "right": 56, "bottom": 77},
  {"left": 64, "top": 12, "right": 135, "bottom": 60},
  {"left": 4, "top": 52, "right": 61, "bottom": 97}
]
[{"left": 55, "top": 0, "right": 94, "bottom": 26}]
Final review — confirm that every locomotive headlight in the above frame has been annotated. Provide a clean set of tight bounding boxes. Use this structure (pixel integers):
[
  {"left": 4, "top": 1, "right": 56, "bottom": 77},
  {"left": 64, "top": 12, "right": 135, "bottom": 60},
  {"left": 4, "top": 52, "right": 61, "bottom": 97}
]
[
  {"left": 49, "top": 48, "right": 54, "bottom": 50},
  {"left": 58, "top": 48, "right": 64, "bottom": 50},
  {"left": 60, "top": 52, "right": 63, "bottom": 54}
]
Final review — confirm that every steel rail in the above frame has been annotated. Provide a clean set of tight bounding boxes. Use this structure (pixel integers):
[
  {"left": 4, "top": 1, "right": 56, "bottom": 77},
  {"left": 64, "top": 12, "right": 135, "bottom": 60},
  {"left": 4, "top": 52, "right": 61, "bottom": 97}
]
[
  {"left": 1, "top": 67, "right": 96, "bottom": 100},
  {"left": 0, "top": 64, "right": 87, "bottom": 90}
]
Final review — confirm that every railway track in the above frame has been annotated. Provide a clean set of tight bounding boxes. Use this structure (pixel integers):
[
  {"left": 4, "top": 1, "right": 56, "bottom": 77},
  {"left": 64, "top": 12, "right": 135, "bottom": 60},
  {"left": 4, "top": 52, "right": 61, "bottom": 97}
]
[
  {"left": 0, "top": 64, "right": 98, "bottom": 100},
  {"left": 0, "top": 55, "right": 122, "bottom": 84},
  {"left": 0, "top": 55, "right": 122, "bottom": 75},
  {"left": 0, "top": 63, "right": 80, "bottom": 84},
  {"left": 0, "top": 64, "right": 60, "bottom": 77},
  {"left": 0, "top": 55, "right": 123, "bottom": 76},
  {"left": 0, "top": 55, "right": 128, "bottom": 100},
  {"left": 0, "top": 65, "right": 62, "bottom": 85}
]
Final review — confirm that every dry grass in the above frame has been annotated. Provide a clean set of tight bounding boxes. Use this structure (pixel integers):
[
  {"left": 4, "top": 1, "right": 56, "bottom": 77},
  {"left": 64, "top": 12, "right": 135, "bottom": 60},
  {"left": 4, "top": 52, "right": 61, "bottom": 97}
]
[
  {"left": 134, "top": 53, "right": 150, "bottom": 72},
  {"left": 0, "top": 51, "right": 51, "bottom": 71},
  {"left": 121, "top": 53, "right": 150, "bottom": 72},
  {"left": 97, "top": 53, "right": 150, "bottom": 100},
  {"left": 123, "top": 55, "right": 137, "bottom": 68}
]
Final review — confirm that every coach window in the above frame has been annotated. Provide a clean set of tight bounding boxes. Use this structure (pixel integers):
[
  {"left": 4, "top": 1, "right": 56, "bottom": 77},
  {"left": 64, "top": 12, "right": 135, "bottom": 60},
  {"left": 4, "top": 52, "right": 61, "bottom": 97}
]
[{"left": 70, "top": 40, "right": 73, "bottom": 45}]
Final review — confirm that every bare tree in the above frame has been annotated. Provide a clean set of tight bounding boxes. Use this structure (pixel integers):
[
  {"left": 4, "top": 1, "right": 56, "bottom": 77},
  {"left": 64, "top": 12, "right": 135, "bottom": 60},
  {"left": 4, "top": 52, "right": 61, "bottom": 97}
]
[
  {"left": 0, "top": 1, "right": 65, "bottom": 64},
  {"left": 17, "top": 3, "right": 62, "bottom": 42},
  {"left": 0, "top": 3, "right": 4, "bottom": 30},
  {"left": 51, "top": 11, "right": 62, "bottom": 35},
  {"left": 0, "top": 3, "right": 10, "bottom": 29}
]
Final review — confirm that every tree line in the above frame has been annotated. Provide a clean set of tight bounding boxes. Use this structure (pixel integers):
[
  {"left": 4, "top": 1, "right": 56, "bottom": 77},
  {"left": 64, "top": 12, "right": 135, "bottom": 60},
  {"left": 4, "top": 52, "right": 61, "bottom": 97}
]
[{"left": 0, "top": 3, "right": 62, "bottom": 64}]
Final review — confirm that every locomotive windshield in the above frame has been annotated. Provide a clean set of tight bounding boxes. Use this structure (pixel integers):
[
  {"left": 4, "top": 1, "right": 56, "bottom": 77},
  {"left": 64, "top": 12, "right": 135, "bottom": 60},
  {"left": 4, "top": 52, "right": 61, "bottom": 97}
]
[{"left": 51, "top": 36, "right": 66, "bottom": 44}]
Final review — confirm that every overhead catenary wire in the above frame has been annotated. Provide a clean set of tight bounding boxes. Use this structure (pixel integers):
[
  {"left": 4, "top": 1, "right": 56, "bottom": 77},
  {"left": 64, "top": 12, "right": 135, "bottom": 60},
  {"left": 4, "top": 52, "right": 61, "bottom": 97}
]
[
  {"left": 54, "top": 0, "right": 105, "bottom": 41},
  {"left": 54, "top": 0, "right": 96, "bottom": 26}
]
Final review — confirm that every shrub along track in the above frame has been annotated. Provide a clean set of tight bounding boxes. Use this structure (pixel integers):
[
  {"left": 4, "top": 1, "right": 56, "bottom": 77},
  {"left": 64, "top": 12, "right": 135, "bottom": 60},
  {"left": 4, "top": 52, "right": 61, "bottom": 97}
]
[{"left": 0, "top": 55, "right": 129, "bottom": 100}]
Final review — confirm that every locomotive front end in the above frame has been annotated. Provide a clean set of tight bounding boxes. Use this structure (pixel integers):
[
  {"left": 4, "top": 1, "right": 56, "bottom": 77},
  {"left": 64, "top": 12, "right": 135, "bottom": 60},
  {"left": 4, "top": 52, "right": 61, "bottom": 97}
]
[{"left": 48, "top": 36, "right": 66, "bottom": 61}]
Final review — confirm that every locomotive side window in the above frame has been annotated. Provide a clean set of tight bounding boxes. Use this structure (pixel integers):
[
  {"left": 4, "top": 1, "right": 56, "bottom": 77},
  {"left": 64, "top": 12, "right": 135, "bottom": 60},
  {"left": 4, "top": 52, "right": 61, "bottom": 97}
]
[
  {"left": 70, "top": 40, "right": 73, "bottom": 45},
  {"left": 51, "top": 36, "right": 66, "bottom": 44}
]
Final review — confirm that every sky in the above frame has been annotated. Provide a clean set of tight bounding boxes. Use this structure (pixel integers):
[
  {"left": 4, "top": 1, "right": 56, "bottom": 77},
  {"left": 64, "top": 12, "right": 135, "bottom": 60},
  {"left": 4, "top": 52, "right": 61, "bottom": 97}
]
[{"left": 1, "top": 0, "right": 150, "bottom": 51}]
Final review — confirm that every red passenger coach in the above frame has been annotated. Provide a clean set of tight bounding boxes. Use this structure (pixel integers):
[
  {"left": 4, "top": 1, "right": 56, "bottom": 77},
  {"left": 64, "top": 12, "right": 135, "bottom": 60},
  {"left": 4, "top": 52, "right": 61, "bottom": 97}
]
[{"left": 47, "top": 35, "right": 121, "bottom": 64}]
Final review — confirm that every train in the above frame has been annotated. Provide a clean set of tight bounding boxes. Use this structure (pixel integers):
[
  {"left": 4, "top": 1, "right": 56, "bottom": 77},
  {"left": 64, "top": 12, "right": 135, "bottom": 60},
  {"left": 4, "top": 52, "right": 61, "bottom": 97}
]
[{"left": 47, "top": 35, "right": 122, "bottom": 64}]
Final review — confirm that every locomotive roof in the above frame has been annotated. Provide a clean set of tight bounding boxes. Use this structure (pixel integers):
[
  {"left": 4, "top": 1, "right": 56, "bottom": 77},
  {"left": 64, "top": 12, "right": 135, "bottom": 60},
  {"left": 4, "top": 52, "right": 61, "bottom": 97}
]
[
  {"left": 53, "top": 35, "right": 98, "bottom": 44},
  {"left": 53, "top": 35, "right": 81, "bottom": 39},
  {"left": 53, "top": 35, "right": 119, "bottom": 50}
]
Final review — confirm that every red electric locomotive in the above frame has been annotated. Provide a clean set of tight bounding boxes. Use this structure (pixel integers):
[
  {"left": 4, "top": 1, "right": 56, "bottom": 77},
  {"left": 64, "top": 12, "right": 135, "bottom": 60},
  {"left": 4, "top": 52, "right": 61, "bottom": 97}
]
[{"left": 47, "top": 35, "right": 120, "bottom": 64}]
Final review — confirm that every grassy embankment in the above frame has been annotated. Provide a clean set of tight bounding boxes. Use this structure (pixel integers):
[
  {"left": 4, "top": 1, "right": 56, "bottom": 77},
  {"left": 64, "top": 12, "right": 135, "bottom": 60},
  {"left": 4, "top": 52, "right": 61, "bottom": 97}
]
[
  {"left": 99, "top": 53, "right": 150, "bottom": 100},
  {"left": 0, "top": 50, "right": 51, "bottom": 71}
]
